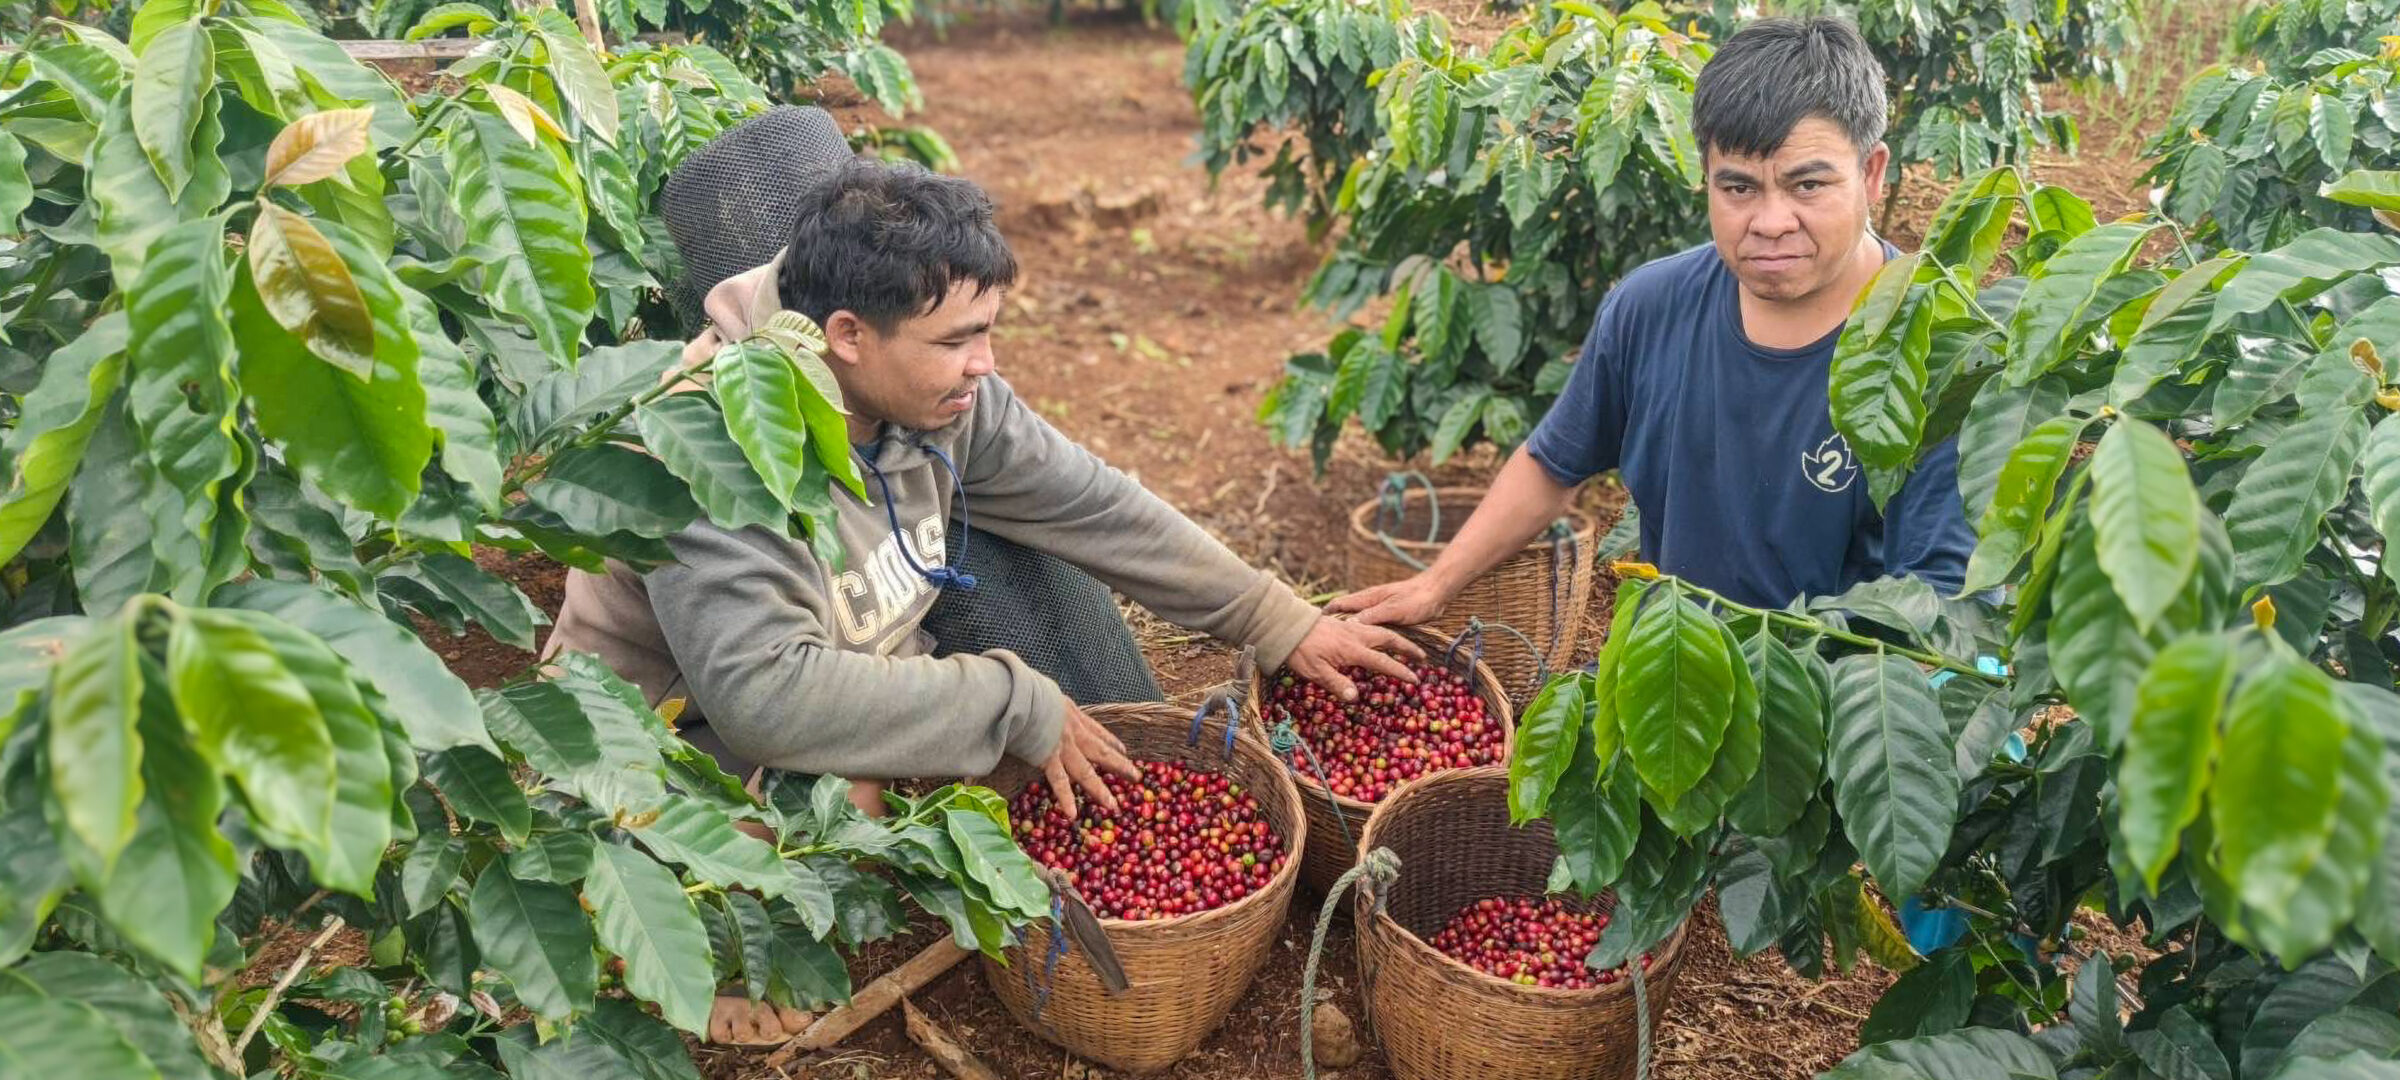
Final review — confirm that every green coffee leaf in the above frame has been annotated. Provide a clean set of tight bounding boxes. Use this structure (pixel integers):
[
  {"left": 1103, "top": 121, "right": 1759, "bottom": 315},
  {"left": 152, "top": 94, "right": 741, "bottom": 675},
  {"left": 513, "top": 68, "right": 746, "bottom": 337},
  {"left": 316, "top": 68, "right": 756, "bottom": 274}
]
[
  {"left": 0, "top": 996, "right": 164, "bottom": 1080},
  {"left": 2089, "top": 420, "right": 2201, "bottom": 631},
  {"left": 445, "top": 107, "right": 595, "bottom": 364},
  {"left": 0, "top": 316, "right": 128, "bottom": 565},
  {"left": 2211, "top": 228, "right": 2400, "bottom": 332},
  {"left": 44, "top": 614, "right": 144, "bottom": 882},
  {"left": 634, "top": 800, "right": 792, "bottom": 900},
  {"left": 638, "top": 393, "right": 788, "bottom": 534},
  {"left": 1959, "top": 413, "right": 2084, "bottom": 595},
  {"left": 1615, "top": 585, "right": 1735, "bottom": 804},
  {"left": 585, "top": 842, "right": 715, "bottom": 1033},
  {"left": 2119, "top": 633, "right": 2233, "bottom": 889},
  {"left": 217, "top": 580, "right": 494, "bottom": 754},
  {"left": 523, "top": 444, "right": 701, "bottom": 540},
  {"left": 2005, "top": 221, "right": 2157, "bottom": 385},
  {"left": 130, "top": 19, "right": 212, "bottom": 200},
  {"left": 0, "top": 952, "right": 213, "bottom": 1080},
  {"left": 533, "top": 11, "right": 619, "bottom": 144},
  {"left": 2226, "top": 406, "right": 2369, "bottom": 588},
  {"left": 1957, "top": 376, "right": 2069, "bottom": 524},
  {"left": 2213, "top": 658, "right": 2347, "bottom": 915},
  {"left": 1726, "top": 632, "right": 1826, "bottom": 837},
  {"left": 1506, "top": 672, "right": 1587, "bottom": 822},
  {"left": 1826, "top": 653, "right": 1956, "bottom": 900},
  {"left": 423, "top": 746, "right": 531, "bottom": 843},
  {"left": 468, "top": 864, "right": 599, "bottom": 1021}
]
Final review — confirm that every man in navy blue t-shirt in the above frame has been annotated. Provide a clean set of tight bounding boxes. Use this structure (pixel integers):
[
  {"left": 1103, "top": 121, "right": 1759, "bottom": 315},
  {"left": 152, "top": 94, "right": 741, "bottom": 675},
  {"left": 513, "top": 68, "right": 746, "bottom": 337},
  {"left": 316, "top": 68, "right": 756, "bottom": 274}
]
[{"left": 1334, "top": 16, "right": 1973, "bottom": 622}]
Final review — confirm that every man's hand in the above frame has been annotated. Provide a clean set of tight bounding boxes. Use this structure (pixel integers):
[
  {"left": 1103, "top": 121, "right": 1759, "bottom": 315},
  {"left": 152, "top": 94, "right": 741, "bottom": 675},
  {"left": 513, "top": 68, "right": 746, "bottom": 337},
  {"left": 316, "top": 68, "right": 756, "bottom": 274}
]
[
  {"left": 1041, "top": 703, "right": 1141, "bottom": 820},
  {"left": 1325, "top": 573, "right": 1452, "bottom": 629},
  {"left": 1283, "top": 615, "right": 1427, "bottom": 702}
]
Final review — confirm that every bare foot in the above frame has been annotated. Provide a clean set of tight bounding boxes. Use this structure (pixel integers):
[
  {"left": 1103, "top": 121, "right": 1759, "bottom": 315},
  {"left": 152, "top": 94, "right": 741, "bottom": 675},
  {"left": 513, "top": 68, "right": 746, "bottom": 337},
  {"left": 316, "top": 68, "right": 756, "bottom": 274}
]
[
  {"left": 706, "top": 996, "right": 813, "bottom": 1046},
  {"left": 848, "top": 778, "right": 889, "bottom": 817}
]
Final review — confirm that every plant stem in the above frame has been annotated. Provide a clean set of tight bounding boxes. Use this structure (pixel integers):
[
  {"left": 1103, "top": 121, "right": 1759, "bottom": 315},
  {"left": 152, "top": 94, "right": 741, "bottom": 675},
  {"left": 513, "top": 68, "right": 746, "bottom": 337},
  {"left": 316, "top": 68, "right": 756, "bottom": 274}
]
[
  {"left": 233, "top": 916, "right": 348, "bottom": 1057},
  {"left": 502, "top": 352, "right": 718, "bottom": 498},
  {"left": 1652, "top": 573, "right": 2000, "bottom": 683}
]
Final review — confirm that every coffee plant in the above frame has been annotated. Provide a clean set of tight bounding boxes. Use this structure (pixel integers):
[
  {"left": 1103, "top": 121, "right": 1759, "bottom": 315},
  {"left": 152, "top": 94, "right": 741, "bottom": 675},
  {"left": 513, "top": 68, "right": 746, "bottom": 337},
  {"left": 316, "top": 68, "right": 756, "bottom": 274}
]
[
  {"left": 1185, "top": 0, "right": 1406, "bottom": 235},
  {"left": 1771, "top": 0, "right": 2136, "bottom": 223},
  {"left": 2143, "top": 29, "right": 2400, "bottom": 251},
  {"left": 1247, "top": 1, "right": 1712, "bottom": 470},
  {"left": 1509, "top": 166, "right": 2400, "bottom": 1077},
  {"left": 1203, "top": 0, "right": 2139, "bottom": 468},
  {"left": 0, "top": 2, "right": 1052, "bottom": 1076}
]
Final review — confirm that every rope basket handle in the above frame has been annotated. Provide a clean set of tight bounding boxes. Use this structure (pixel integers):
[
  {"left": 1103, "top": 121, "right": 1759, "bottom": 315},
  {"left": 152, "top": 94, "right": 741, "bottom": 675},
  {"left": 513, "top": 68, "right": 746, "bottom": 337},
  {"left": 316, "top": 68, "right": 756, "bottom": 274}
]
[
  {"left": 1543, "top": 518, "right": 1578, "bottom": 669},
  {"left": 1187, "top": 645, "right": 1257, "bottom": 761},
  {"left": 1372, "top": 472, "right": 1442, "bottom": 572},
  {"left": 1299, "top": 848, "right": 1402, "bottom": 1080}
]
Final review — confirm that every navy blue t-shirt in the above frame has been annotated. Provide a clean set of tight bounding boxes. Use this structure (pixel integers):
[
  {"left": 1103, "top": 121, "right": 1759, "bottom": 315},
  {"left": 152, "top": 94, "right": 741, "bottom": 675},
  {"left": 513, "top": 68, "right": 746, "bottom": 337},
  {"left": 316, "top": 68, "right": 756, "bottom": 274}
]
[{"left": 1524, "top": 243, "right": 1974, "bottom": 609}]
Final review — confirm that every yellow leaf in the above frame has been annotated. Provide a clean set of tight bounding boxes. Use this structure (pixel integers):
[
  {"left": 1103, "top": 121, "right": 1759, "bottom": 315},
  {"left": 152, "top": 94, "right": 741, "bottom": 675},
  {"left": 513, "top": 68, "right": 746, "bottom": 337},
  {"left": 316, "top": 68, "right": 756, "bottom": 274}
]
[
  {"left": 2353, "top": 338, "right": 2384, "bottom": 381},
  {"left": 262, "top": 107, "right": 375, "bottom": 189},
  {"left": 1856, "top": 883, "right": 1923, "bottom": 973},
  {"left": 656, "top": 697, "right": 686, "bottom": 727},
  {"left": 2378, "top": 208, "right": 2400, "bottom": 233},
  {"left": 247, "top": 204, "right": 376, "bottom": 380},
  {"left": 1609, "top": 560, "right": 1660, "bottom": 579},
  {"left": 480, "top": 84, "right": 569, "bottom": 147},
  {"left": 2252, "top": 595, "right": 2278, "bottom": 631}
]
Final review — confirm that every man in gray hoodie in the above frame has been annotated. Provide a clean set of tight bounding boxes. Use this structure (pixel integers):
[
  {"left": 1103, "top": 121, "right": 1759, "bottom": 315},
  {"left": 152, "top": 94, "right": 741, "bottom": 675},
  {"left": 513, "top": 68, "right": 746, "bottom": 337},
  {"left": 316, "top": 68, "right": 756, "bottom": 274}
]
[{"left": 549, "top": 156, "right": 1417, "bottom": 906}]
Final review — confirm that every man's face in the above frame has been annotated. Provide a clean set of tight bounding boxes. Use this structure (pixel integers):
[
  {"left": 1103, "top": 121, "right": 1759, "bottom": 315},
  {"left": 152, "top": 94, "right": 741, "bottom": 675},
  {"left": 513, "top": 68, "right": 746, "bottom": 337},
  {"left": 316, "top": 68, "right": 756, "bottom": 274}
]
[
  {"left": 827, "top": 279, "right": 1003, "bottom": 432},
  {"left": 1704, "top": 117, "right": 1889, "bottom": 304}
]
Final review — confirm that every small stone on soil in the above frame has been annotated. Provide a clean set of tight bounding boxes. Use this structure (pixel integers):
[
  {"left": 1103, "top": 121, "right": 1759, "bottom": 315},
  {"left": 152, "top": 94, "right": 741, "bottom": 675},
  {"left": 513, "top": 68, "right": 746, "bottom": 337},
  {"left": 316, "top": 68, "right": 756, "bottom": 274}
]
[{"left": 1310, "top": 1003, "right": 1362, "bottom": 1068}]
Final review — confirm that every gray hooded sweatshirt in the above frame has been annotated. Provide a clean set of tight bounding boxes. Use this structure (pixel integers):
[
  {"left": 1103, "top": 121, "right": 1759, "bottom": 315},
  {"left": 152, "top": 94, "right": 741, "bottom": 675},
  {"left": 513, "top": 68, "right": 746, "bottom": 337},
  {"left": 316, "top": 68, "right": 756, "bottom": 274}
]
[{"left": 547, "top": 255, "right": 1321, "bottom": 779}]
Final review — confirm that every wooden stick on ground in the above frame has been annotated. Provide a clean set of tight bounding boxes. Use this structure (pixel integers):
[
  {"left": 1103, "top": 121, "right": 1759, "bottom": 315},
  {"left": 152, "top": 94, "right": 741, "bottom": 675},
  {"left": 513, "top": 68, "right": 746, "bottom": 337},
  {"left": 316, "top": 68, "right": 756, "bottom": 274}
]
[
  {"left": 765, "top": 938, "right": 973, "bottom": 1066},
  {"left": 902, "top": 998, "right": 1003, "bottom": 1080}
]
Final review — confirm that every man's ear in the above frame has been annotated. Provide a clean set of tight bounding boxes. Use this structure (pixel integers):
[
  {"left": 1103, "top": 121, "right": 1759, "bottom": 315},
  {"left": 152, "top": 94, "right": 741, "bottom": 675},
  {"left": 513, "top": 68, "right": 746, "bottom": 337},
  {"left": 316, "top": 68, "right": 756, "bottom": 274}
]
[
  {"left": 1860, "top": 141, "right": 1892, "bottom": 204},
  {"left": 822, "top": 310, "right": 869, "bottom": 367}
]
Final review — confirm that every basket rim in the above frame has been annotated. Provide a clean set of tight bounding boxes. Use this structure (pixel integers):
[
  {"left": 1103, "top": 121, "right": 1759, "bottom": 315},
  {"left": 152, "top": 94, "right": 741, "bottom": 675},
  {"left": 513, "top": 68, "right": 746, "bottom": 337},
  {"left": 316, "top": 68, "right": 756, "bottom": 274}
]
[
  {"left": 1349, "top": 485, "right": 1599, "bottom": 556},
  {"left": 985, "top": 701, "right": 1310, "bottom": 935},
  {"left": 1245, "top": 625, "right": 1518, "bottom": 813},
  {"left": 1354, "top": 764, "right": 1694, "bottom": 1002}
]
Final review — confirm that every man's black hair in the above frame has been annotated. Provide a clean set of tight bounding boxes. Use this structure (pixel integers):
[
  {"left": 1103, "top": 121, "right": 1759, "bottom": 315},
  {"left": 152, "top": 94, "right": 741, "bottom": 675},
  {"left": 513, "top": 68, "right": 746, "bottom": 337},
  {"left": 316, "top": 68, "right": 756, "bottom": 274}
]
[
  {"left": 777, "top": 157, "right": 1019, "bottom": 331},
  {"left": 1690, "top": 17, "right": 1888, "bottom": 163}
]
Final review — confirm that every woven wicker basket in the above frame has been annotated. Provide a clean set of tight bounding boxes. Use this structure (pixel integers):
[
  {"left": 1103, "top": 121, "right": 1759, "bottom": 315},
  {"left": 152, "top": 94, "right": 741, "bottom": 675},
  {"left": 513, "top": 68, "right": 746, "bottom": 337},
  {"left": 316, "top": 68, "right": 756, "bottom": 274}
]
[
  {"left": 1347, "top": 484, "right": 1598, "bottom": 706},
  {"left": 1248, "top": 625, "right": 1516, "bottom": 895},
  {"left": 1355, "top": 766, "right": 1688, "bottom": 1080},
  {"left": 977, "top": 702, "right": 1307, "bottom": 1074}
]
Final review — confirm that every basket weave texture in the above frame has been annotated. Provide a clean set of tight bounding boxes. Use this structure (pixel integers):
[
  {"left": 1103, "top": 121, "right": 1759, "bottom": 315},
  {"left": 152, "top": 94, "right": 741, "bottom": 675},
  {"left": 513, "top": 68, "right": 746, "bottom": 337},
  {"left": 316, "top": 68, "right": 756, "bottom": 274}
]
[
  {"left": 1248, "top": 625, "right": 1515, "bottom": 894},
  {"left": 1355, "top": 766, "right": 1688, "bottom": 1080},
  {"left": 976, "top": 702, "right": 1307, "bottom": 1074},
  {"left": 1347, "top": 487, "right": 1597, "bottom": 705}
]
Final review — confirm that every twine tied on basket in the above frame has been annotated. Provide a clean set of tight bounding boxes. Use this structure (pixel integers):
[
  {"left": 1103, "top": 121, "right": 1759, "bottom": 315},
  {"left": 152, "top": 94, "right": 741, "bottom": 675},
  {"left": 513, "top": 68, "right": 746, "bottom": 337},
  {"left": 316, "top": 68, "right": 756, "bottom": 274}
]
[{"left": 1299, "top": 847, "right": 1403, "bottom": 1080}]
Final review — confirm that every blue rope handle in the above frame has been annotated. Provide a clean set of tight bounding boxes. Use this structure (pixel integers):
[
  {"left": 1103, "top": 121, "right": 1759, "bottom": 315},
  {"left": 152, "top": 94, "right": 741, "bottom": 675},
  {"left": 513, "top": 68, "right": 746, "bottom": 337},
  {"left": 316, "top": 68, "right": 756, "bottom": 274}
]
[
  {"left": 1018, "top": 892, "right": 1073, "bottom": 1025},
  {"left": 1187, "top": 694, "right": 1242, "bottom": 761}
]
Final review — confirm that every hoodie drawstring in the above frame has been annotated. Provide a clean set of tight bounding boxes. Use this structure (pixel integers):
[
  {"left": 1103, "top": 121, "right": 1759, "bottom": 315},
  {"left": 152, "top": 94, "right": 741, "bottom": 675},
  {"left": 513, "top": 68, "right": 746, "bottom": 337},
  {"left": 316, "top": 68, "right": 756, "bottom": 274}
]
[{"left": 860, "top": 439, "right": 979, "bottom": 592}]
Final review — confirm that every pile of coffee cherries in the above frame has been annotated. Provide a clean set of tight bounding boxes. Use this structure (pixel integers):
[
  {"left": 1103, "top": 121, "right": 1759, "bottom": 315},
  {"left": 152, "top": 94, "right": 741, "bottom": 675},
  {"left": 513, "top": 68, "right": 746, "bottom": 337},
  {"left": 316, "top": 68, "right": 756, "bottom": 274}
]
[
  {"left": 1428, "top": 896, "right": 1653, "bottom": 990},
  {"left": 1261, "top": 662, "right": 1503, "bottom": 803},
  {"left": 1010, "top": 760, "right": 1287, "bottom": 921}
]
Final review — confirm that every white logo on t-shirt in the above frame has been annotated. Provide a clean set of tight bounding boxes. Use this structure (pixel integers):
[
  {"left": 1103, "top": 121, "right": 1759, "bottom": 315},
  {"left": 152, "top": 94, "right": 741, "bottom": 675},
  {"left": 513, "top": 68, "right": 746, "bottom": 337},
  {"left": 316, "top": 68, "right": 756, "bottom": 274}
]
[{"left": 1802, "top": 434, "right": 1859, "bottom": 493}]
